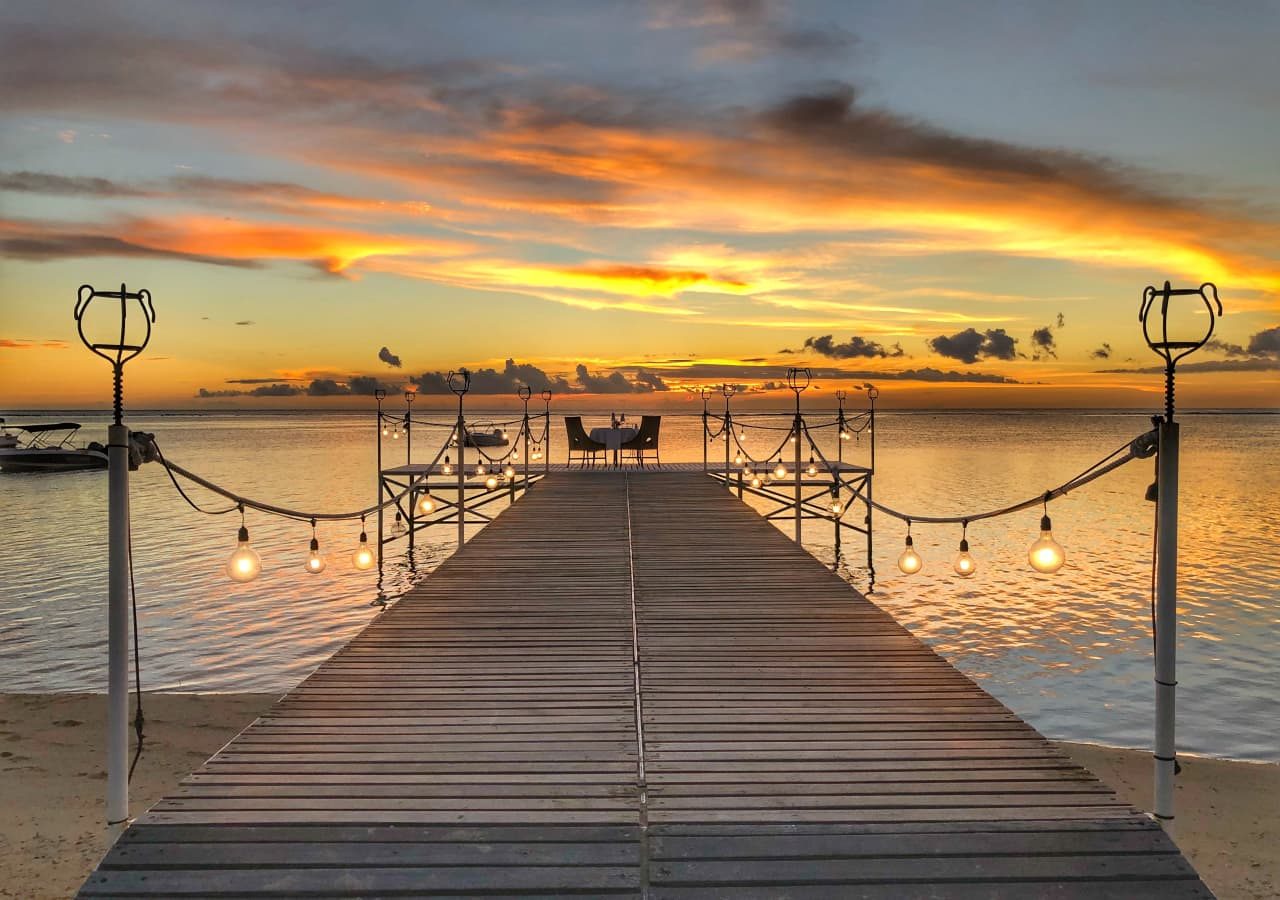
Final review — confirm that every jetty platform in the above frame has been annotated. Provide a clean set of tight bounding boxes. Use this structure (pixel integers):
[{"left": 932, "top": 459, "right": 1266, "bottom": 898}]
[{"left": 80, "top": 472, "right": 1209, "bottom": 897}]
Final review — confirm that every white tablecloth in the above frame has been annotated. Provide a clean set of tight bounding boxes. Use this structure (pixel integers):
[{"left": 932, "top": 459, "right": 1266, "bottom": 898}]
[{"left": 589, "top": 426, "right": 637, "bottom": 451}]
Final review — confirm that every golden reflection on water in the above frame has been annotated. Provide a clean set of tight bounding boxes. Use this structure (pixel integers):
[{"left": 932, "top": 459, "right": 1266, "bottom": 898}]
[{"left": 2, "top": 410, "right": 1277, "bottom": 760}]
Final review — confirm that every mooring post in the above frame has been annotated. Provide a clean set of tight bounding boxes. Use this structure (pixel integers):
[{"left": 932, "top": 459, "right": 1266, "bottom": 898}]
[
  {"left": 374, "top": 390, "right": 386, "bottom": 564},
  {"left": 1137, "top": 279, "right": 1221, "bottom": 831},
  {"left": 74, "top": 282, "right": 155, "bottom": 829}
]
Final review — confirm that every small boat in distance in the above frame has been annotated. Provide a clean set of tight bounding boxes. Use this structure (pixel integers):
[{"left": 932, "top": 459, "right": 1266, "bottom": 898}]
[
  {"left": 0, "top": 423, "right": 108, "bottom": 473},
  {"left": 464, "top": 427, "right": 510, "bottom": 448},
  {"left": 0, "top": 419, "right": 18, "bottom": 449}
]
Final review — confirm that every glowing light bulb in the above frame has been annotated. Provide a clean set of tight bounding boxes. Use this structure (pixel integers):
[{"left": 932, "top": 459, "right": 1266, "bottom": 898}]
[
  {"left": 485, "top": 473, "right": 499, "bottom": 490},
  {"left": 352, "top": 530, "right": 375, "bottom": 570},
  {"left": 441, "top": 455, "right": 452, "bottom": 476},
  {"left": 381, "top": 426, "right": 389, "bottom": 437},
  {"left": 226, "top": 525, "right": 262, "bottom": 583},
  {"left": 840, "top": 430, "right": 850, "bottom": 441},
  {"left": 734, "top": 451, "right": 744, "bottom": 465},
  {"left": 789, "top": 435, "right": 796, "bottom": 444},
  {"left": 806, "top": 457, "right": 817, "bottom": 476},
  {"left": 897, "top": 534, "right": 922, "bottom": 575},
  {"left": 1028, "top": 514, "right": 1065, "bottom": 574},
  {"left": 392, "top": 428, "right": 400, "bottom": 440},
  {"left": 512, "top": 448, "right": 520, "bottom": 460},
  {"left": 831, "top": 498, "right": 843, "bottom": 515},
  {"left": 502, "top": 430, "right": 509, "bottom": 441},
  {"left": 774, "top": 461, "right": 787, "bottom": 479},
  {"left": 952, "top": 538, "right": 975, "bottom": 578},
  {"left": 504, "top": 464, "right": 515, "bottom": 479},
  {"left": 475, "top": 463, "right": 486, "bottom": 476},
  {"left": 739, "top": 428, "right": 746, "bottom": 439},
  {"left": 391, "top": 513, "right": 407, "bottom": 537},
  {"left": 417, "top": 493, "right": 436, "bottom": 515},
  {"left": 305, "top": 536, "right": 326, "bottom": 574},
  {"left": 749, "top": 475, "right": 762, "bottom": 488}
]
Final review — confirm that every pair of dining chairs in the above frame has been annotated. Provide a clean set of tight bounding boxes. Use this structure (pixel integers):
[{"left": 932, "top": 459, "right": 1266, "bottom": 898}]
[{"left": 564, "top": 416, "right": 661, "bottom": 467}]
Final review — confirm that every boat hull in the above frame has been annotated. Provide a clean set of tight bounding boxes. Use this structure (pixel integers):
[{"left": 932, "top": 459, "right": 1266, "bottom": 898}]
[{"left": 0, "top": 449, "right": 108, "bottom": 472}]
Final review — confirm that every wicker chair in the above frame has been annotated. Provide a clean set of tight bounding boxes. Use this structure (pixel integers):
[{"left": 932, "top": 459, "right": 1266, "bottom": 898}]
[
  {"left": 620, "top": 415, "right": 661, "bottom": 467},
  {"left": 564, "top": 416, "right": 606, "bottom": 467}
]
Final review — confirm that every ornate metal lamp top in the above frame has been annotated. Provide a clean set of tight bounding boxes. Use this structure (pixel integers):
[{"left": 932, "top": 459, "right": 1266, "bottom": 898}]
[
  {"left": 517, "top": 385, "right": 532, "bottom": 402},
  {"left": 835, "top": 389, "right": 847, "bottom": 402},
  {"left": 404, "top": 390, "right": 416, "bottom": 404},
  {"left": 867, "top": 385, "right": 880, "bottom": 401},
  {"left": 721, "top": 382, "right": 735, "bottom": 399},
  {"left": 1139, "top": 281, "right": 1221, "bottom": 421},
  {"left": 447, "top": 369, "right": 471, "bottom": 396},
  {"left": 74, "top": 283, "right": 155, "bottom": 424},
  {"left": 541, "top": 389, "right": 552, "bottom": 403},
  {"left": 374, "top": 388, "right": 387, "bottom": 401},
  {"left": 786, "top": 367, "right": 811, "bottom": 394}
]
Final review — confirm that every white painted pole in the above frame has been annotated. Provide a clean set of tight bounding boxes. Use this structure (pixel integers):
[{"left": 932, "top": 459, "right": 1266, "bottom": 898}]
[
  {"left": 1153, "top": 419, "right": 1179, "bottom": 828},
  {"left": 106, "top": 422, "right": 130, "bottom": 825}
]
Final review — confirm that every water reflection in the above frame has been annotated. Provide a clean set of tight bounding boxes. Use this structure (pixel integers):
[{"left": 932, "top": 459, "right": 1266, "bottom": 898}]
[{"left": 1, "top": 410, "right": 1276, "bottom": 761}]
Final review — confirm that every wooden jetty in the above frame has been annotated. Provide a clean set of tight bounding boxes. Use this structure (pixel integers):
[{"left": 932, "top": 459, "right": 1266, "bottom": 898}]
[{"left": 81, "top": 471, "right": 1210, "bottom": 897}]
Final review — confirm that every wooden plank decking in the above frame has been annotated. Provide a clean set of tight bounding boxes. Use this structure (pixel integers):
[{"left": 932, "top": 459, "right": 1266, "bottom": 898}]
[{"left": 81, "top": 472, "right": 1210, "bottom": 898}]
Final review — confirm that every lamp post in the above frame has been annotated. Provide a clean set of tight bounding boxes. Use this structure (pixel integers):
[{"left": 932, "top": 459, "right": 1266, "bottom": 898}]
[
  {"left": 1140, "top": 280, "right": 1220, "bottom": 831},
  {"left": 786, "top": 368, "right": 811, "bottom": 543},
  {"left": 699, "top": 388, "right": 711, "bottom": 473},
  {"left": 518, "top": 385, "right": 532, "bottom": 492},
  {"left": 866, "top": 385, "right": 879, "bottom": 588},
  {"left": 374, "top": 389, "right": 386, "bottom": 565},
  {"left": 74, "top": 283, "right": 155, "bottom": 828},
  {"left": 541, "top": 390, "right": 552, "bottom": 475},
  {"left": 403, "top": 389, "right": 415, "bottom": 466},
  {"left": 449, "top": 370, "right": 471, "bottom": 547},
  {"left": 721, "top": 383, "right": 734, "bottom": 477}
]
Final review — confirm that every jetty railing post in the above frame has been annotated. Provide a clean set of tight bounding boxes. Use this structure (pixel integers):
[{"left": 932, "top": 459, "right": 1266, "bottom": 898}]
[
  {"left": 74, "top": 282, "right": 155, "bottom": 829},
  {"left": 722, "top": 383, "right": 733, "bottom": 480},
  {"left": 404, "top": 389, "right": 414, "bottom": 467},
  {"left": 1137, "top": 279, "right": 1221, "bottom": 830},
  {"left": 787, "top": 368, "right": 810, "bottom": 543},
  {"left": 835, "top": 390, "right": 846, "bottom": 556},
  {"left": 449, "top": 370, "right": 471, "bottom": 548},
  {"left": 542, "top": 390, "right": 552, "bottom": 475},
  {"left": 518, "top": 386, "right": 532, "bottom": 494},
  {"left": 867, "top": 386, "right": 879, "bottom": 586},
  {"left": 374, "top": 389, "right": 386, "bottom": 565},
  {"left": 700, "top": 389, "right": 710, "bottom": 473}
]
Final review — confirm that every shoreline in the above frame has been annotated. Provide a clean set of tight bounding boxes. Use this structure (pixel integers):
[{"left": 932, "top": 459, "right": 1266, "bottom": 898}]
[{"left": 2, "top": 692, "right": 1275, "bottom": 899}]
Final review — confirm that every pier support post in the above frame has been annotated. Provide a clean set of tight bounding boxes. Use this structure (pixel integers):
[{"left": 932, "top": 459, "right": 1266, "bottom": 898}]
[
  {"left": 793, "top": 416, "right": 802, "bottom": 543},
  {"left": 374, "top": 390, "right": 385, "bottom": 565},
  {"left": 106, "top": 421, "right": 130, "bottom": 826},
  {"left": 1153, "top": 418, "right": 1179, "bottom": 828}
]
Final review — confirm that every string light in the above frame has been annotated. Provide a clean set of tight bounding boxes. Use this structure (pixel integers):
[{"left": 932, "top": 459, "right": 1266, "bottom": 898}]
[
  {"left": 734, "top": 451, "right": 744, "bottom": 465},
  {"left": 512, "top": 447, "right": 519, "bottom": 460},
  {"left": 501, "top": 430, "right": 509, "bottom": 441},
  {"left": 381, "top": 424, "right": 389, "bottom": 437},
  {"left": 773, "top": 460, "right": 787, "bottom": 479},
  {"left": 305, "top": 519, "right": 326, "bottom": 574},
  {"left": 830, "top": 486, "right": 843, "bottom": 515},
  {"left": 484, "top": 472, "right": 500, "bottom": 490},
  {"left": 897, "top": 522, "right": 923, "bottom": 575},
  {"left": 351, "top": 516, "right": 375, "bottom": 570},
  {"left": 953, "top": 521, "right": 975, "bottom": 578},
  {"left": 749, "top": 473, "right": 762, "bottom": 489},
  {"left": 391, "top": 512, "right": 407, "bottom": 537},
  {"left": 503, "top": 464, "right": 515, "bottom": 480},
  {"left": 226, "top": 505, "right": 261, "bottom": 583},
  {"left": 392, "top": 426, "right": 400, "bottom": 440},
  {"left": 1029, "top": 497, "right": 1066, "bottom": 573},
  {"left": 416, "top": 492, "right": 436, "bottom": 515},
  {"left": 806, "top": 456, "right": 818, "bottom": 477},
  {"left": 441, "top": 455, "right": 452, "bottom": 476},
  {"left": 475, "top": 462, "right": 487, "bottom": 477}
]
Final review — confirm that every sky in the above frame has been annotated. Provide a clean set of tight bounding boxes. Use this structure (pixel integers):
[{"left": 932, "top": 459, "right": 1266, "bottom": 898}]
[{"left": 1, "top": 0, "right": 1278, "bottom": 410}]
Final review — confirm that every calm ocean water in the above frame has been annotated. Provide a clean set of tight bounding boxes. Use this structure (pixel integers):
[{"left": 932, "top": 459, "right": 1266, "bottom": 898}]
[{"left": 1, "top": 408, "right": 1277, "bottom": 762}]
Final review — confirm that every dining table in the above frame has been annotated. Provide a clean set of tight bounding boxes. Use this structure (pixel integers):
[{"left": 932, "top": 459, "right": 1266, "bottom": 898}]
[{"left": 589, "top": 425, "right": 638, "bottom": 467}]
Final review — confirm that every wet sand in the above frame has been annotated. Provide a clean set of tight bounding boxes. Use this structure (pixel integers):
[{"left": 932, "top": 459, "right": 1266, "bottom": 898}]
[{"left": 1, "top": 693, "right": 1275, "bottom": 899}]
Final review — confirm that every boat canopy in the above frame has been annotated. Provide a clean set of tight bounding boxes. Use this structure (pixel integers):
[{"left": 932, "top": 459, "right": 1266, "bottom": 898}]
[{"left": 19, "top": 422, "right": 82, "bottom": 433}]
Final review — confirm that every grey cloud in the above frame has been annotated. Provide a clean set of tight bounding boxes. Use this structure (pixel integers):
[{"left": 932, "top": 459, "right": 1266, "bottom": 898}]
[
  {"left": 576, "top": 364, "right": 640, "bottom": 394},
  {"left": 633, "top": 368, "right": 671, "bottom": 391},
  {"left": 1030, "top": 325, "right": 1057, "bottom": 360},
  {"left": 1098, "top": 358, "right": 1280, "bottom": 374},
  {"left": 412, "top": 359, "right": 573, "bottom": 395},
  {"left": 196, "top": 383, "right": 303, "bottom": 398},
  {"left": 1090, "top": 342, "right": 1113, "bottom": 360},
  {"left": 928, "top": 328, "right": 1018, "bottom": 364},
  {"left": 306, "top": 378, "right": 350, "bottom": 396},
  {"left": 378, "top": 346, "right": 403, "bottom": 368},
  {"left": 235, "top": 320, "right": 255, "bottom": 326},
  {"left": 0, "top": 170, "right": 144, "bottom": 196},
  {"left": 803, "top": 334, "right": 904, "bottom": 359},
  {"left": 348, "top": 375, "right": 392, "bottom": 395},
  {"left": 0, "top": 232, "right": 258, "bottom": 267}
]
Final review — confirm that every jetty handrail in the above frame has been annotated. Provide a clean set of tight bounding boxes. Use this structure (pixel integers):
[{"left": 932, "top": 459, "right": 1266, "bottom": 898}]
[
  {"left": 150, "top": 438, "right": 412, "bottom": 522},
  {"left": 808, "top": 423, "right": 1158, "bottom": 525}
]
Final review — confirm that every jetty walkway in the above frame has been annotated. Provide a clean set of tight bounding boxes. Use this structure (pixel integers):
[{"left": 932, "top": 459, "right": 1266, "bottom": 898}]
[{"left": 80, "top": 472, "right": 1209, "bottom": 897}]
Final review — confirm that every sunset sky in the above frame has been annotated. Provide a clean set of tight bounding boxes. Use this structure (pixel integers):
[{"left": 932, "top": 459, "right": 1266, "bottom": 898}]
[{"left": 1, "top": 0, "right": 1277, "bottom": 409}]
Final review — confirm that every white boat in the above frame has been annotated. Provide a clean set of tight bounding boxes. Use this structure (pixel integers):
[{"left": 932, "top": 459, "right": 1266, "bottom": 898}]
[
  {"left": 0, "top": 423, "right": 108, "bottom": 473},
  {"left": 464, "top": 428, "right": 510, "bottom": 448},
  {"left": 0, "top": 419, "right": 17, "bottom": 449}
]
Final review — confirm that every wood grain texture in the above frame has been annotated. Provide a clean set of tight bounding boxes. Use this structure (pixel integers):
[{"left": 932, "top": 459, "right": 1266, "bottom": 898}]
[{"left": 79, "top": 472, "right": 1210, "bottom": 898}]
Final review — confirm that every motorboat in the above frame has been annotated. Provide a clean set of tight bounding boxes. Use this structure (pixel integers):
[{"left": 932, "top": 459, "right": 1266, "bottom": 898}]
[
  {"left": 464, "top": 427, "right": 510, "bottom": 448},
  {"left": 0, "top": 419, "right": 17, "bottom": 449},
  {"left": 0, "top": 422, "right": 108, "bottom": 472}
]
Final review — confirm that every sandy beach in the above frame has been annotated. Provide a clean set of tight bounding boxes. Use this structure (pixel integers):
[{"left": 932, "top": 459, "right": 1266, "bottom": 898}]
[{"left": 1, "top": 693, "right": 1275, "bottom": 900}]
